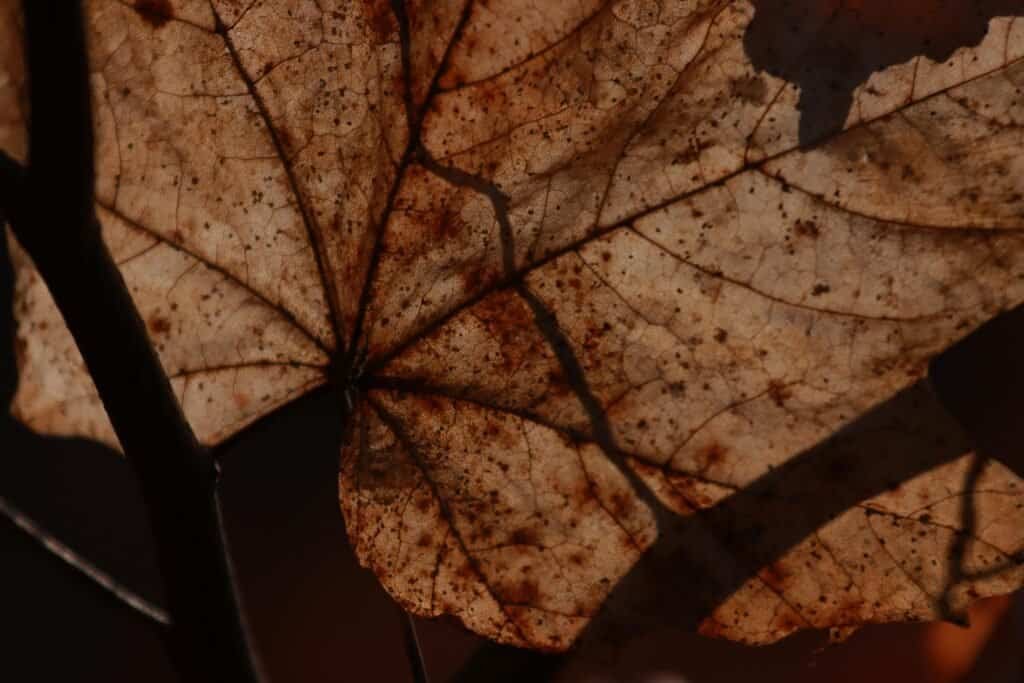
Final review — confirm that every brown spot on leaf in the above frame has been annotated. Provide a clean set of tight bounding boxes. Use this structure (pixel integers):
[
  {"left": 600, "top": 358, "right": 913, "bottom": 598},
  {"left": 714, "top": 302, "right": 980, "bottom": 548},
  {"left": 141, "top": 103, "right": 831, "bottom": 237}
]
[
  {"left": 147, "top": 315, "right": 171, "bottom": 335},
  {"left": 479, "top": 418, "right": 519, "bottom": 450},
  {"left": 696, "top": 442, "right": 728, "bottom": 474},
  {"left": 767, "top": 380, "right": 792, "bottom": 407},
  {"left": 793, "top": 219, "right": 820, "bottom": 238},
  {"left": 503, "top": 578, "right": 540, "bottom": 605},
  {"left": 427, "top": 206, "right": 467, "bottom": 240},
  {"left": 363, "top": 0, "right": 398, "bottom": 41},
  {"left": 473, "top": 289, "right": 543, "bottom": 370},
  {"left": 134, "top": 0, "right": 173, "bottom": 28},
  {"left": 510, "top": 527, "right": 539, "bottom": 546}
]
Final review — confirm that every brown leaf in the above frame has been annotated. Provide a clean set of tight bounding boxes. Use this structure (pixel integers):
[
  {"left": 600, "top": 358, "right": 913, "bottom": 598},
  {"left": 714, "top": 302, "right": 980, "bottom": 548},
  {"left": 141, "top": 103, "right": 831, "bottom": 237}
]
[{"left": 3, "top": 0, "right": 1024, "bottom": 650}]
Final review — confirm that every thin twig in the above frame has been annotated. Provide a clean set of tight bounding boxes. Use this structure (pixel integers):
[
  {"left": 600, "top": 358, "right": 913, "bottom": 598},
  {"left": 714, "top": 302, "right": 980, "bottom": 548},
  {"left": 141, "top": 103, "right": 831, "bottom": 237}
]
[
  {"left": 396, "top": 604, "right": 430, "bottom": 683},
  {"left": 0, "top": 493, "right": 171, "bottom": 626}
]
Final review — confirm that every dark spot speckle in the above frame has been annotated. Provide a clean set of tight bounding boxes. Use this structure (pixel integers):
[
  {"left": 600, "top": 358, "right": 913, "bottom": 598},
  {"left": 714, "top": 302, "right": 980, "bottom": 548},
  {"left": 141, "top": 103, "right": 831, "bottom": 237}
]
[{"left": 134, "top": 0, "right": 173, "bottom": 28}]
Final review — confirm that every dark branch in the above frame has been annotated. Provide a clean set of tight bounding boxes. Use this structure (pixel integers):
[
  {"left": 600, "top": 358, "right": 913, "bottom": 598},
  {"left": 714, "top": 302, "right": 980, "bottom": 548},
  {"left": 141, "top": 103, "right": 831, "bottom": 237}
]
[{"left": 1, "top": 2, "right": 262, "bottom": 680}]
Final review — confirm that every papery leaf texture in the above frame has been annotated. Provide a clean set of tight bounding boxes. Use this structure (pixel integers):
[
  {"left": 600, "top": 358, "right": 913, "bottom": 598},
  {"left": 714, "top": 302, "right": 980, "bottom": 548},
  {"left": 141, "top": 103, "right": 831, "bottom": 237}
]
[{"left": 3, "top": 0, "right": 1024, "bottom": 650}]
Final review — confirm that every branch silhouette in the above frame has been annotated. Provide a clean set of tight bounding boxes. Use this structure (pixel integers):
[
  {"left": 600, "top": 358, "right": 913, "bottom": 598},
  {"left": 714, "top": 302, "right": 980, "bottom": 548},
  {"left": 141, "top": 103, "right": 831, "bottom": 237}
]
[{"left": 0, "top": 2, "right": 261, "bottom": 680}]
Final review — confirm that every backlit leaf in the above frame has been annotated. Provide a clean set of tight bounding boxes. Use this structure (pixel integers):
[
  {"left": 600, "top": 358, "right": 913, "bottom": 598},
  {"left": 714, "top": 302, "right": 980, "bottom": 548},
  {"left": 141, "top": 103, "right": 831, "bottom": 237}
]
[{"left": 3, "top": 0, "right": 1024, "bottom": 650}]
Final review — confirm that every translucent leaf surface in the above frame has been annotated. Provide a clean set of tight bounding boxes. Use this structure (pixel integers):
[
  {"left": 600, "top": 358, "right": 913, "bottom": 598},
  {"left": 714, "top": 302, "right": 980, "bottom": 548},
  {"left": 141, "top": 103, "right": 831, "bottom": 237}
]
[{"left": 3, "top": 0, "right": 1024, "bottom": 650}]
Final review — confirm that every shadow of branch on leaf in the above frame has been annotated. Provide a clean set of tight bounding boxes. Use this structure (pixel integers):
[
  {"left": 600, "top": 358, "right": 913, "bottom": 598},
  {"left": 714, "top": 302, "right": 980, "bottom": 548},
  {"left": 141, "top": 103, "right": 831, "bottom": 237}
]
[
  {"left": 744, "top": 0, "right": 1024, "bottom": 144},
  {"left": 457, "top": 358, "right": 1024, "bottom": 680},
  {"left": 567, "top": 380, "right": 973, "bottom": 659},
  {"left": 460, "top": 300, "right": 1024, "bottom": 681}
]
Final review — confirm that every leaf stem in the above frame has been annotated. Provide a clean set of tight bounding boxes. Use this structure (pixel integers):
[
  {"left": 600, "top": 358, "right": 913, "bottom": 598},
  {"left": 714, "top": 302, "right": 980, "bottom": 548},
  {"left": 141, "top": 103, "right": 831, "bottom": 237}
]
[{"left": 1, "top": 2, "right": 263, "bottom": 681}]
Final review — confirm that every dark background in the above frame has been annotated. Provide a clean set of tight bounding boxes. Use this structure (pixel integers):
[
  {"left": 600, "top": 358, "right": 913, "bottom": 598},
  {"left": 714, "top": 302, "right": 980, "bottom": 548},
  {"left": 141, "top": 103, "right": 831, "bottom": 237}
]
[{"left": 1, "top": 229, "right": 1021, "bottom": 682}]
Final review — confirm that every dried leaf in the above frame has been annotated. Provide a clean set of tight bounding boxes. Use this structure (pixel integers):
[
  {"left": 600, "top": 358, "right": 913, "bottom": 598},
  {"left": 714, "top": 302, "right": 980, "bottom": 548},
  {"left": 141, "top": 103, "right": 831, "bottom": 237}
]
[{"left": 3, "top": 0, "right": 1024, "bottom": 650}]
